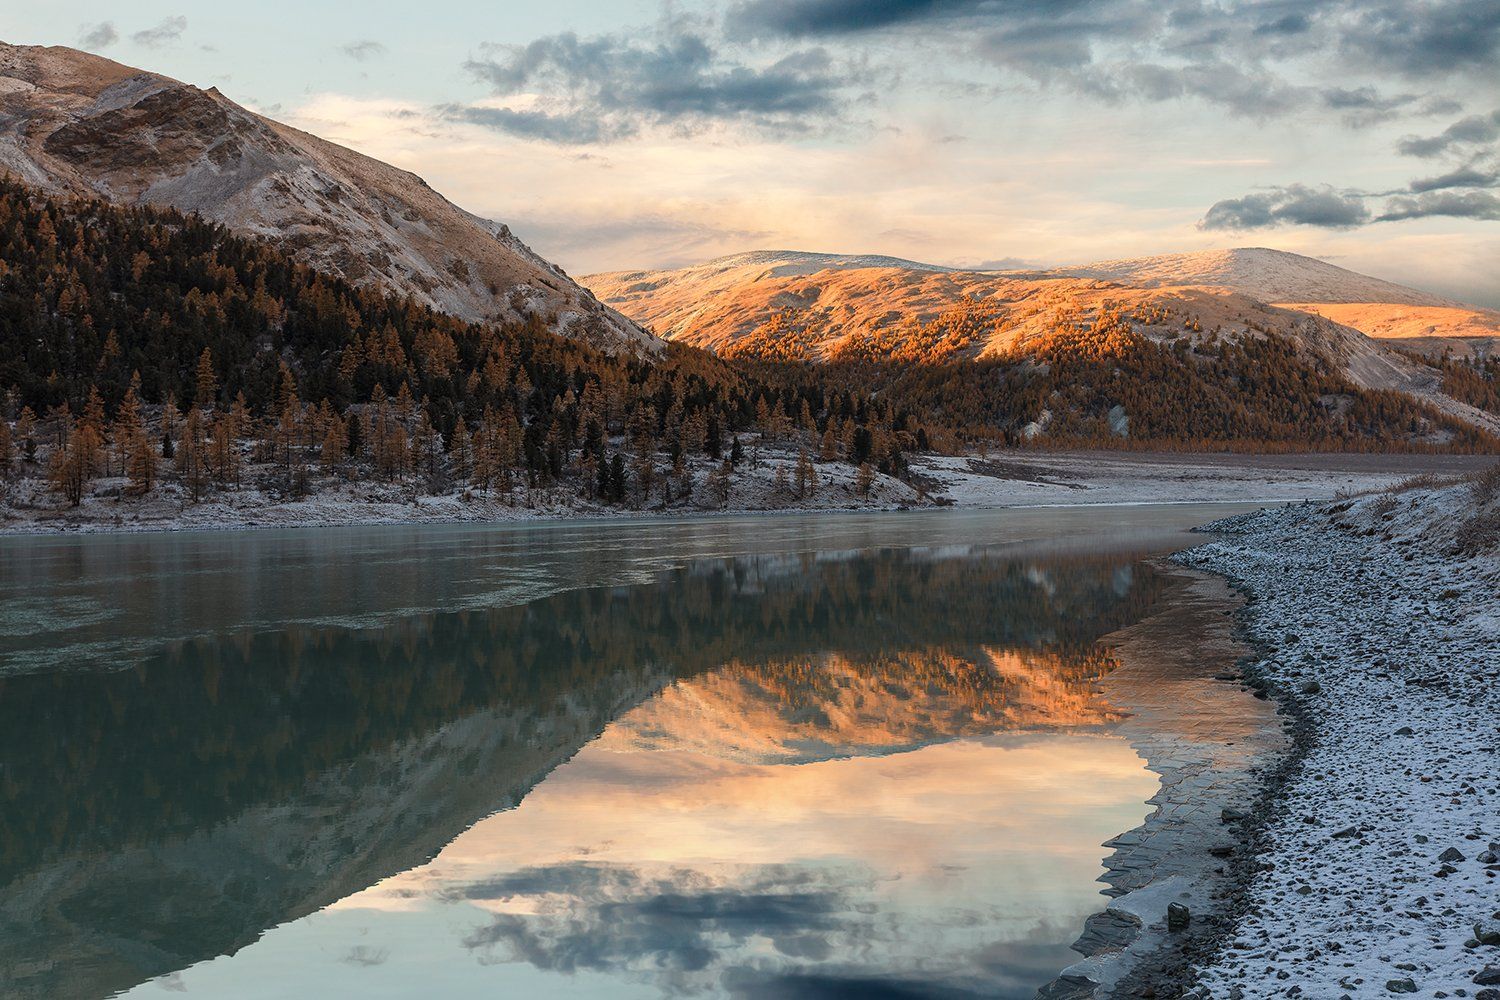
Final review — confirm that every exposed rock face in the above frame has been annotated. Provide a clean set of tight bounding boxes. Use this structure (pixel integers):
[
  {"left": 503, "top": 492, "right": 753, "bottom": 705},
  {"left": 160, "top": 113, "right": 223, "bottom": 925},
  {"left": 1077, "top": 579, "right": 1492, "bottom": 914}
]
[{"left": 0, "top": 42, "right": 657, "bottom": 355}]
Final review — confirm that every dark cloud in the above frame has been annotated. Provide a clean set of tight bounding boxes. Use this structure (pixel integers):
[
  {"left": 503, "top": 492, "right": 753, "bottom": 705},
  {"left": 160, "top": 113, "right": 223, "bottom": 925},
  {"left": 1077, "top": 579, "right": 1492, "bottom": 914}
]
[
  {"left": 721, "top": 0, "right": 1491, "bottom": 120},
  {"left": 1407, "top": 165, "right": 1500, "bottom": 192},
  {"left": 728, "top": 0, "right": 990, "bottom": 39},
  {"left": 1376, "top": 190, "right": 1500, "bottom": 221},
  {"left": 1339, "top": 0, "right": 1500, "bottom": 77},
  {"left": 77, "top": 22, "right": 118, "bottom": 50},
  {"left": 1397, "top": 110, "right": 1500, "bottom": 157},
  {"left": 131, "top": 16, "right": 187, "bottom": 48},
  {"left": 340, "top": 40, "right": 388, "bottom": 62},
  {"left": 1201, "top": 108, "right": 1500, "bottom": 230},
  {"left": 1199, "top": 184, "right": 1372, "bottom": 230},
  {"left": 463, "top": 26, "right": 856, "bottom": 142}
]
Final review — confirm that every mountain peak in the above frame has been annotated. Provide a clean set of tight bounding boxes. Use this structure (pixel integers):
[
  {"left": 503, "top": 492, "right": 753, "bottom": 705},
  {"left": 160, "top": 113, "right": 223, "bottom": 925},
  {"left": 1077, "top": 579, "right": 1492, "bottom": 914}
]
[
  {"left": 0, "top": 42, "right": 657, "bottom": 355},
  {"left": 1059, "top": 247, "right": 1458, "bottom": 307}
]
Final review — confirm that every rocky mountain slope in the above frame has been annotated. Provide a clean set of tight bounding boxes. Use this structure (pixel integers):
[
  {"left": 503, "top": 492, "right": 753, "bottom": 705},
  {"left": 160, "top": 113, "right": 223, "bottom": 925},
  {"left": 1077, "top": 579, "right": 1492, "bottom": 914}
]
[
  {"left": 0, "top": 42, "right": 654, "bottom": 355},
  {"left": 586, "top": 249, "right": 1500, "bottom": 437}
]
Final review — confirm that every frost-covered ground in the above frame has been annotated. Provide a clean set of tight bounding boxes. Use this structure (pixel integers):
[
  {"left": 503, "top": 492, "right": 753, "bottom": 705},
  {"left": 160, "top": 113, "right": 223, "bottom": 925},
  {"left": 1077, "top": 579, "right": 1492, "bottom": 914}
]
[
  {"left": 921, "top": 452, "right": 1494, "bottom": 509},
  {"left": 3, "top": 448, "right": 1494, "bottom": 535},
  {"left": 1175, "top": 475, "right": 1500, "bottom": 999},
  {"left": 0, "top": 447, "right": 925, "bottom": 535}
]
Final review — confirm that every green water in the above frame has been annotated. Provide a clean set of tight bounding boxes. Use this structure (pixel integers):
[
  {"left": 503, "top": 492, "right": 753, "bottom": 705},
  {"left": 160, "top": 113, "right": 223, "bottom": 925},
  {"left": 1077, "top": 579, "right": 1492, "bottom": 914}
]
[{"left": 0, "top": 505, "right": 1261, "bottom": 999}]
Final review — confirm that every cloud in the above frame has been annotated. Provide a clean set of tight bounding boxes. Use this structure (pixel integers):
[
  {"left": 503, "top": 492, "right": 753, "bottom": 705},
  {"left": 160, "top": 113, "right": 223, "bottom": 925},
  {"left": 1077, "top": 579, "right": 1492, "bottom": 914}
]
[
  {"left": 724, "top": 0, "right": 1492, "bottom": 121},
  {"left": 131, "top": 16, "right": 187, "bottom": 48},
  {"left": 1407, "top": 165, "right": 1500, "bottom": 193},
  {"left": 340, "top": 40, "right": 388, "bottom": 62},
  {"left": 1376, "top": 190, "right": 1500, "bottom": 221},
  {"left": 458, "top": 862, "right": 854, "bottom": 984},
  {"left": 440, "top": 104, "right": 625, "bottom": 144},
  {"left": 1199, "top": 184, "right": 1372, "bottom": 230},
  {"left": 1339, "top": 0, "right": 1500, "bottom": 77},
  {"left": 1200, "top": 108, "right": 1500, "bottom": 231},
  {"left": 1397, "top": 109, "right": 1500, "bottom": 157},
  {"left": 77, "top": 22, "right": 118, "bottom": 50},
  {"left": 728, "top": 0, "right": 991, "bottom": 39},
  {"left": 462, "top": 24, "right": 859, "bottom": 142}
]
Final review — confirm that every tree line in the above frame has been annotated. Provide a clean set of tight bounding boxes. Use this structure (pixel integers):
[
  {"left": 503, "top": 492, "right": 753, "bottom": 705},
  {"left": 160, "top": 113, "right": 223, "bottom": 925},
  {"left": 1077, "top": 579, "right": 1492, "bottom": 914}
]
[{"left": 0, "top": 179, "right": 926, "bottom": 507}]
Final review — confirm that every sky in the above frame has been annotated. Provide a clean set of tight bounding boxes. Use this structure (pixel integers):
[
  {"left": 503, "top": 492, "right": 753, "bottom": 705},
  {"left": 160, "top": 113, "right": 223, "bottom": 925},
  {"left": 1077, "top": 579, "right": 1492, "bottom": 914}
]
[{"left": 12, "top": 1, "right": 1500, "bottom": 304}]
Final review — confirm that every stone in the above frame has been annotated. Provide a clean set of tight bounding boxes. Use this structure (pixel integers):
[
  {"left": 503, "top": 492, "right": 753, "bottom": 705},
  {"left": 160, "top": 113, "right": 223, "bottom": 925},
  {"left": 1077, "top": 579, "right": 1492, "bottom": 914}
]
[
  {"left": 1301, "top": 680, "right": 1322, "bottom": 694},
  {"left": 1167, "top": 902, "right": 1191, "bottom": 931},
  {"left": 1477, "top": 968, "right": 1500, "bottom": 987},
  {"left": 1477, "top": 921, "right": 1500, "bottom": 946},
  {"left": 1439, "top": 847, "right": 1467, "bottom": 863},
  {"left": 1387, "top": 979, "right": 1419, "bottom": 994},
  {"left": 1221, "top": 808, "right": 1249, "bottom": 824},
  {"left": 1332, "top": 826, "right": 1359, "bottom": 839},
  {"left": 1394, "top": 726, "right": 1415, "bottom": 736}
]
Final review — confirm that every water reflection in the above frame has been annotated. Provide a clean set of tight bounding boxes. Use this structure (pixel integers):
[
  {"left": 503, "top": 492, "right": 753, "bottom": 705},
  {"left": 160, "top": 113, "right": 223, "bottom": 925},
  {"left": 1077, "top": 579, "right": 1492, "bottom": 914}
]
[{"left": 0, "top": 534, "right": 1174, "bottom": 999}]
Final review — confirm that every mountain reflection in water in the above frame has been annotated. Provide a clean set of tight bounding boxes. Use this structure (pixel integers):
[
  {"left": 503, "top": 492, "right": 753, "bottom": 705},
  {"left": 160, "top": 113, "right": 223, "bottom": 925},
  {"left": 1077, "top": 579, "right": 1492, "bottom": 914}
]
[{"left": 0, "top": 540, "right": 1168, "bottom": 1000}]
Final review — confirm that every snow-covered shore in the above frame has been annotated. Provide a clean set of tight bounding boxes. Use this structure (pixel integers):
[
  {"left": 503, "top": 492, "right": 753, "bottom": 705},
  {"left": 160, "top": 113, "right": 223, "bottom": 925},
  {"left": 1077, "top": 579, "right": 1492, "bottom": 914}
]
[
  {"left": 3, "top": 449, "right": 1492, "bottom": 536},
  {"left": 1173, "top": 473, "right": 1500, "bottom": 998}
]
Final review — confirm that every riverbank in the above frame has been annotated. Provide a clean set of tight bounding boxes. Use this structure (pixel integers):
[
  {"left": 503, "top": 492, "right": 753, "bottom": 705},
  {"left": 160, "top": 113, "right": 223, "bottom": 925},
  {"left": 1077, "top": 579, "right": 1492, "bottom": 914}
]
[
  {"left": 1038, "top": 567, "right": 1293, "bottom": 1000},
  {"left": 3, "top": 449, "right": 1491, "bottom": 535},
  {"left": 1170, "top": 473, "right": 1500, "bottom": 997}
]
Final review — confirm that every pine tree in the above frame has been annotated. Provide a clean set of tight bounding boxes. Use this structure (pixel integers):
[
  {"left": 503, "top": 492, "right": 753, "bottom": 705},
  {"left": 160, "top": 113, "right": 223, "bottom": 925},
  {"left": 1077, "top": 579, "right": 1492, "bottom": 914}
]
[
  {"left": 0, "top": 419, "right": 12, "bottom": 479},
  {"left": 856, "top": 461, "right": 875, "bottom": 498}
]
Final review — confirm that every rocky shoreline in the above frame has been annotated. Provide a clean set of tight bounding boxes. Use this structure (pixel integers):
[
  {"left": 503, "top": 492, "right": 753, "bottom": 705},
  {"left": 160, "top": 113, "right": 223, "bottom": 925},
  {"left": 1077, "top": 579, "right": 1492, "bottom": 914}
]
[
  {"left": 1036, "top": 567, "right": 1298, "bottom": 999},
  {"left": 1171, "top": 483, "right": 1499, "bottom": 998},
  {"left": 1042, "top": 470, "right": 1500, "bottom": 998}
]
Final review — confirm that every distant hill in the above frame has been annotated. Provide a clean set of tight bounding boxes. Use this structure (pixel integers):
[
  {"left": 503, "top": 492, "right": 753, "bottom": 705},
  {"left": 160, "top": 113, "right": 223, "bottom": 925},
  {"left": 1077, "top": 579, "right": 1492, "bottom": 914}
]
[
  {"left": 1050, "top": 248, "right": 1457, "bottom": 306},
  {"left": 586, "top": 249, "right": 1500, "bottom": 439},
  {"left": 1052, "top": 248, "right": 1500, "bottom": 359},
  {"left": 0, "top": 42, "right": 655, "bottom": 355}
]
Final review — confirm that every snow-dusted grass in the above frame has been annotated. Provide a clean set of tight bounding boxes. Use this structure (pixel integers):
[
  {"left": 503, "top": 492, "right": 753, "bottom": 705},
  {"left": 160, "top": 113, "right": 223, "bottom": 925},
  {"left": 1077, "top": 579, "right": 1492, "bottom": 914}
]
[
  {"left": 1176, "top": 474, "right": 1500, "bottom": 998},
  {"left": 0, "top": 446, "right": 924, "bottom": 535},
  {"left": 5, "top": 447, "right": 1493, "bottom": 536}
]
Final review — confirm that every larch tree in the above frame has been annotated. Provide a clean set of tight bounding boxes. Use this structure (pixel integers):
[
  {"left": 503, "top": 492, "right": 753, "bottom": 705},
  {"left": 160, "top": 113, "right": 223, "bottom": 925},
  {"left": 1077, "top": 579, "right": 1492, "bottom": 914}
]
[
  {"left": 48, "top": 419, "right": 101, "bottom": 506},
  {"left": 819, "top": 426, "right": 838, "bottom": 462},
  {"left": 194, "top": 348, "right": 218, "bottom": 411},
  {"left": 15, "top": 407, "right": 37, "bottom": 464},
  {"left": 176, "top": 407, "right": 209, "bottom": 503}
]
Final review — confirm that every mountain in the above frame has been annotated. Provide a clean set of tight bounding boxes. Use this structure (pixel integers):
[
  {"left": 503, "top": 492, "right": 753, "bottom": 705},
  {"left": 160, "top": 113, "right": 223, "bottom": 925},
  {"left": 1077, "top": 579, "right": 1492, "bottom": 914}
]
[
  {"left": 586, "top": 249, "right": 1500, "bottom": 438},
  {"left": 0, "top": 42, "right": 654, "bottom": 355},
  {"left": 1052, "top": 248, "right": 1500, "bottom": 359},
  {"left": 1050, "top": 247, "right": 1457, "bottom": 306}
]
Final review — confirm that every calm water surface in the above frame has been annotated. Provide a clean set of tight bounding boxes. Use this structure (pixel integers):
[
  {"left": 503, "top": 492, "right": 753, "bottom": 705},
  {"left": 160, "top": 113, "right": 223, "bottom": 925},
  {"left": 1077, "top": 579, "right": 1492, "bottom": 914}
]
[{"left": 0, "top": 505, "right": 1264, "bottom": 999}]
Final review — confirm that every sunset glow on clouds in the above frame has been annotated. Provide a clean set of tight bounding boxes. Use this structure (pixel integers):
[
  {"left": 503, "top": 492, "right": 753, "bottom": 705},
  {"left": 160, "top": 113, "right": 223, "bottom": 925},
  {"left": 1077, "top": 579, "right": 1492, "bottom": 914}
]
[{"left": 17, "top": 1, "right": 1499, "bottom": 302}]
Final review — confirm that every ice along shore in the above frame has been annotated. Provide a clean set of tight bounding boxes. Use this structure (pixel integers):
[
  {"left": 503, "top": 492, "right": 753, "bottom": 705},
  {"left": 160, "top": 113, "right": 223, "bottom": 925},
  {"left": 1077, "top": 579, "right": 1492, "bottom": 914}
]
[{"left": 1040, "top": 467, "right": 1500, "bottom": 999}]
